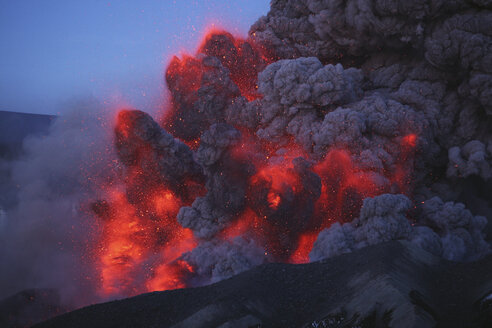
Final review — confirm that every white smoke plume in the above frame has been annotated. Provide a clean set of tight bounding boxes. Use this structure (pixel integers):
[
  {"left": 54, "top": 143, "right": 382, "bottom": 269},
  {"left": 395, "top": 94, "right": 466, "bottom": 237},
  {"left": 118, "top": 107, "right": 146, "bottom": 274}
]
[{"left": 0, "top": 99, "right": 119, "bottom": 306}]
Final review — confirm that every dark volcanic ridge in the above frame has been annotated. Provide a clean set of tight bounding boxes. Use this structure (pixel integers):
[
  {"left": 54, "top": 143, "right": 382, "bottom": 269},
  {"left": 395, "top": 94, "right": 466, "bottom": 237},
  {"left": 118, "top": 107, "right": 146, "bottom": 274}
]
[{"left": 32, "top": 241, "right": 492, "bottom": 328}]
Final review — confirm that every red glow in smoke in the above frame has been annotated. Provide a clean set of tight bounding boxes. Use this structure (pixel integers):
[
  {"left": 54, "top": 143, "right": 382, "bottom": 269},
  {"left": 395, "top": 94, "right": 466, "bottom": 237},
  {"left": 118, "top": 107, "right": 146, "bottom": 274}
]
[
  {"left": 162, "top": 29, "right": 274, "bottom": 143},
  {"left": 290, "top": 232, "right": 319, "bottom": 264},
  {"left": 89, "top": 27, "right": 418, "bottom": 298},
  {"left": 314, "top": 149, "right": 383, "bottom": 225},
  {"left": 402, "top": 133, "right": 417, "bottom": 148},
  {"left": 95, "top": 183, "right": 197, "bottom": 296},
  {"left": 198, "top": 28, "right": 273, "bottom": 100},
  {"left": 392, "top": 133, "right": 418, "bottom": 194},
  {"left": 145, "top": 235, "right": 196, "bottom": 292}
]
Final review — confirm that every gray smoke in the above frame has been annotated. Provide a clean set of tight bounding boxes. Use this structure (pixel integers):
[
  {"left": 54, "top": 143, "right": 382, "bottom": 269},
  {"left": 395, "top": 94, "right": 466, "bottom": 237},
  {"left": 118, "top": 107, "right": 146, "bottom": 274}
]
[
  {"left": 0, "top": 98, "right": 120, "bottom": 306},
  {"left": 242, "top": 0, "right": 491, "bottom": 262},
  {"left": 182, "top": 237, "right": 267, "bottom": 286},
  {"left": 178, "top": 123, "right": 253, "bottom": 238},
  {"left": 225, "top": 55, "right": 437, "bottom": 194},
  {"left": 310, "top": 194, "right": 489, "bottom": 262},
  {"left": 447, "top": 140, "right": 492, "bottom": 179}
]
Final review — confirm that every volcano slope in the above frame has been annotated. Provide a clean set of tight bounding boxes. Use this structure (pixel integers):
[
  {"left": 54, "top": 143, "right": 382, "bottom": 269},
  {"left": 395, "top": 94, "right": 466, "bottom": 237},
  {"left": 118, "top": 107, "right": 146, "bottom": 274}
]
[{"left": 34, "top": 241, "right": 492, "bottom": 328}]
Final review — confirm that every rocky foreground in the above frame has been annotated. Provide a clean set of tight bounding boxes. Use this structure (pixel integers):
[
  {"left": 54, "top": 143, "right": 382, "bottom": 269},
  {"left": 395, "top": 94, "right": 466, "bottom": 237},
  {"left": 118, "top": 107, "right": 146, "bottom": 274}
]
[{"left": 19, "top": 241, "right": 490, "bottom": 328}]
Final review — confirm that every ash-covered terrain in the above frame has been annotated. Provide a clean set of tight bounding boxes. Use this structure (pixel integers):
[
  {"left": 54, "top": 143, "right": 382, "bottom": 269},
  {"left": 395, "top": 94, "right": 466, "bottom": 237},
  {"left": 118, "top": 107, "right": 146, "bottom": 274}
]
[{"left": 0, "top": 0, "right": 491, "bottom": 327}]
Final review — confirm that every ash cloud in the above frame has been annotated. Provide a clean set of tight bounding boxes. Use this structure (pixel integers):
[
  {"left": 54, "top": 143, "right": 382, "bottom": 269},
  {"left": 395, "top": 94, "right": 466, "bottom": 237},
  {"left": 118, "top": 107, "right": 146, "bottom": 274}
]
[
  {"left": 244, "top": 0, "right": 491, "bottom": 261},
  {"left": 310, "top": 194, "right": 489, "bottom": 262},
  {"left": 181, "top": 237, "right": 267, "bottom": 286},
  {"left": 177, "top": 123, "right": 253, "bottom": 239}
]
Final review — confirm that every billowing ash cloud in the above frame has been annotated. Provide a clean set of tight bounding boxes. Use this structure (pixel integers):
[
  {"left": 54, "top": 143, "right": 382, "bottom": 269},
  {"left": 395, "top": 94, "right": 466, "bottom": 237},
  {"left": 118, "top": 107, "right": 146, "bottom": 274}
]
[
  {"left": 164, "top": 55, "right": 240, "bottom": 142},
  {"left": 177, "top": 123, "right": 253, "bottom": 239},
  {"left": 114, "top": 109, "right": 205, "bottom": 198},
  {"left": 181, "top": 236, "right": 267, "bottom": 286},
  {"left": 245, "top": 0, "right": 491, "bottom": 260},
  {"left": 310, "top": 194, "right": 489, "bottom": 262},
  {"left": 1, "top": 0, "right": 491, "bottom": 306}
]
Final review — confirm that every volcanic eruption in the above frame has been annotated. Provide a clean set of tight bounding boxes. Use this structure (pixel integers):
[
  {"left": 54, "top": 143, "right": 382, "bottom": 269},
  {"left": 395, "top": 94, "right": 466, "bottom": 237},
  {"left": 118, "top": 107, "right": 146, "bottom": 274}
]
[
  {"left": 1, "top": 0, "right": 491, "bottom": 314},
  {"left": 90, "top": 4, "right": 491, "bottom": 297}
]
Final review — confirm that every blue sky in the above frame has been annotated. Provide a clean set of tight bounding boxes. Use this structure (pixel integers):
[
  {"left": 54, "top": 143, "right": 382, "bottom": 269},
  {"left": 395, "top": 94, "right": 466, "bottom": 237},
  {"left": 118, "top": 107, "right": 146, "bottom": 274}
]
[{"left": 0, "top": 0, "right": 270, "bottom": 115}]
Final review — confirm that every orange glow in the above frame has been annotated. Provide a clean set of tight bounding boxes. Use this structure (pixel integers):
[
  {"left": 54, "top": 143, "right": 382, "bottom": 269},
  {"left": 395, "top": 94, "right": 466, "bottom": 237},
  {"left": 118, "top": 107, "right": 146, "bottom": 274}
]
[
  {"left": 96, "top": 182, "right": 196, "bottom": 296},
  {"left": 268, "top": 192, "right": 281, "bottom": 209},
  {"left": 313, "top": 149, "right": 383, "bottom": 225},
  {"left": 252, "top": 164, "right": 300, "bottom": 199},
  {"left": 219, "top": 208, "right": 264, "bottom": 241},
  {"left": 114, "top": 110, "right": 135, "bottom": 139},
  {"left": 289, "top": 233, "right": 319, "bottom": 264},
  {"left": 145, "top": 229, "right": 196, "bottom": 292},
  {"left": 146, "top": 260, "right": 194, "bottom": 291},
  {"left": 182, "top": 138, "right": 201, "bottom": 151},
  {"left": 166, "top": 55, "right": 205, "bottom": 94},
  {"left": 98, "top": 189, "right": 146, "bottom": 296},
  {"left": 402, "top": 133, "right": 417, "bottom": 148},
  {"left": 153, "top": 191, "right": 179, "bottom": 217}
]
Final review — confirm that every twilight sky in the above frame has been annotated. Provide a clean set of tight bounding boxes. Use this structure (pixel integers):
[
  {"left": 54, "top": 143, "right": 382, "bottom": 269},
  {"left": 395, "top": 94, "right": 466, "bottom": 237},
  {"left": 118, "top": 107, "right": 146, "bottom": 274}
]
[{"left": 0, "top": 0, "right": 269, "bottom": 115}]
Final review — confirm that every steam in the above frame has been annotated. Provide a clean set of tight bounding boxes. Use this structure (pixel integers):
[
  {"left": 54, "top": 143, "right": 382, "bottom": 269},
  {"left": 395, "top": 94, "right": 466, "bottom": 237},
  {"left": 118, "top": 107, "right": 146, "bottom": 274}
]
[{"left": 0, "top": 99, "right": 118, "bottom": 306}]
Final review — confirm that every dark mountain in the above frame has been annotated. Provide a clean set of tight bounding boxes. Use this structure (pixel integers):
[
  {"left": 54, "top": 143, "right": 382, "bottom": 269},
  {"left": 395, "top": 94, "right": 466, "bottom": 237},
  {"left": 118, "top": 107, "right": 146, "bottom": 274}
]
[{"left": 31, "top": 241, "right": 492, "bottom": 328}]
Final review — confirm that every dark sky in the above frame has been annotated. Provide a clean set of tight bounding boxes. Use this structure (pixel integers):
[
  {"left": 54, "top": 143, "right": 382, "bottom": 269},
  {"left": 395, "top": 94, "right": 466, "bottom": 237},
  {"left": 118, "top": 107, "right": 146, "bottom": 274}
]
[{"left": 0, "top": 0, "right": 269, "bottom": 115}]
